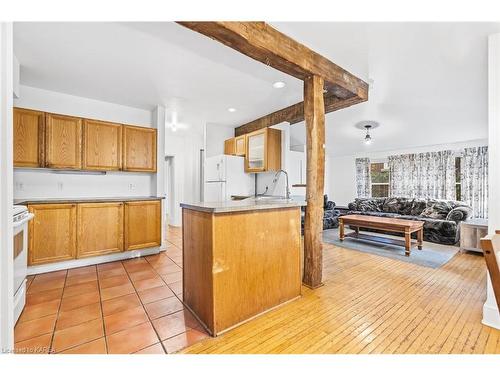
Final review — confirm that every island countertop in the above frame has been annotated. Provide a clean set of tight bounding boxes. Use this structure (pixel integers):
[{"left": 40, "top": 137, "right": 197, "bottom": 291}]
[{"left": 180, "top": 196, "right": 306, "bottom": 213}]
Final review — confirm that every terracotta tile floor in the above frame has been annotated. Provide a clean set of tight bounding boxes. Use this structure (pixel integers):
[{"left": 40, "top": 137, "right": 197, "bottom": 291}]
[{"left": 14, "top": 226, "right": 209, "bottom": 354}]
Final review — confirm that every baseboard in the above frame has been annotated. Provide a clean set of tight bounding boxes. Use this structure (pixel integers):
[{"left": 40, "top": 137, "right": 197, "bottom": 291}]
[
  {"left": 27, "top": 247, "right": 160, "bottom": 275},
  {"left": 482, "top": 301, "right": 500, "bottom": 329}
]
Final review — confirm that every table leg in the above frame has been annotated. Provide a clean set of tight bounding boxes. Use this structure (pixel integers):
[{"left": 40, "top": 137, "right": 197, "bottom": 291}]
[
  {"left": 405, "top": 231, "right": 411, "bottom": 256},
  {"left": 339, "top": 219, "right": 344, "bottom": 241},
  {"left": 417, "top": 228, "right": 423, "bottom": 250}
]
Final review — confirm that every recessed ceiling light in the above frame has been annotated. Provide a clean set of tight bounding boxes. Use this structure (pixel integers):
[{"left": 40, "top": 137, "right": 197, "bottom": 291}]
[
  {"left": 272, "top": 81, "right": 286, "bottom": 89},
  {"left": 228, "top": 108, "right": 237, "bottom": 113}
]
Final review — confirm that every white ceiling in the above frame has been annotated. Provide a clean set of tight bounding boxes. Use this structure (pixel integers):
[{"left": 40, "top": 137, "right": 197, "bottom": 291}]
[{"left": 14, "top": 22, "right": 500, "bottom": 156}]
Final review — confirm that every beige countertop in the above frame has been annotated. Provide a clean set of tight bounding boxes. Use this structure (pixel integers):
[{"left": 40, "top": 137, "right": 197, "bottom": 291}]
[
  {"left": 180, "top": 196, "right": 306, "bottom": 213},
  {"left": 14, "top": 196, "right": 164, "bottom": 205}
]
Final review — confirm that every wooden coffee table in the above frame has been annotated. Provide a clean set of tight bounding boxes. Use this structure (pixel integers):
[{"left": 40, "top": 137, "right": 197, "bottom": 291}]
[{"left": 338, "top": 214, "right": 424, "bottom": 256}]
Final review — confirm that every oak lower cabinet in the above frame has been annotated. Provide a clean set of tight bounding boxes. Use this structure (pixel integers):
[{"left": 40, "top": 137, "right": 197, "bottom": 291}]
[
  {"left": 122, "top": 125, "right": 157, "bottom": 172},
  {"left": 77, "top": 202, "right": 124, "bottom": 258},
  {"left": 82, "top": 119, "right": 122, "bottom": 171},
  {"left": 13, "top": 108, "right": 45, "bottom": 168},
  {"left": 27, "top": 199, "right": 161, "bottom": 266},
  {"left": 45, "top": 113, "right": 83, "bottom": 169},
  {"left": 28, "top": 204, "right": 77, "bottom": 266},
  {"left": 124, "top": 200, "right": 161, "bottom": 250}
]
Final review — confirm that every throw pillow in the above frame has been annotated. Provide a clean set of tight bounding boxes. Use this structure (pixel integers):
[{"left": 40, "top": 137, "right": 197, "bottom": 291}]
[{"left": 420, "top": 204, "right": 447, "bottom": 220}]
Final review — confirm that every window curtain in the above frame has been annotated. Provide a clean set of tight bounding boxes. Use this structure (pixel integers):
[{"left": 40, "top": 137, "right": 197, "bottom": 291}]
[
  {"left": 355, "top": 157, "right": 371, "bottom": 198},
  {"left": 461, "top": 146, "right": 488, "bottom": 218},
  {"left": 388, "top": 150, "right": 456, "bottom": 200}
]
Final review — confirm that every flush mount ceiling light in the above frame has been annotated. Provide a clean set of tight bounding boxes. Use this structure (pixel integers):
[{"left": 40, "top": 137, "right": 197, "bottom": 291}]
[
  {"left": 355, "top": 121, "right": 380, "bottom": 145},
  {"left": 228, "top": 107, "right": 237, "bottom": 113},
  {"left": 272, "top": 81, "right": 286, "bottom": 89}
]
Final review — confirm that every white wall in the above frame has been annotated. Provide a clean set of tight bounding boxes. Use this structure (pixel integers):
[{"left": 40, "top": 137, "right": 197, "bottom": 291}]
[
  {"left": 0, "top": 21, "right": 14, "bottom": 352},
  {"left": 327, "top": 138, "right": 488, "bottom": 206},
  {"left": 13, "top": 85, "right": 157, "bottom": 200},
  {"left": 483, "top": 33, "right": 500, "bottom": 329},
  {"left": 205, "top": 123, "right": 234, "bottom": 158}
]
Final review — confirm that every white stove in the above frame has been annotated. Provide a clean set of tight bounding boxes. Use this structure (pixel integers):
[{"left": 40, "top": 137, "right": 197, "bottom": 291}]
[{"left": 13, "top": 205, "right": 34, "bottom": 323}]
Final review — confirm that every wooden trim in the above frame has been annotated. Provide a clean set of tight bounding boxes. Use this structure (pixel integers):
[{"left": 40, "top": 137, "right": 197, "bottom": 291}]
[
  {"left": 177, "top": 22, "right": 368, "bottom": 100},
  {"left": 234, "top": 95, "right": 364, "bottom": 137}
]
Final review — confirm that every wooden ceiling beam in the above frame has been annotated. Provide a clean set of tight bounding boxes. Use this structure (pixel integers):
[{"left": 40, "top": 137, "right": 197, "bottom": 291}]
[
  {"left": 234, "top": 94, "right": 364, "bottom": 137},
  {"left": 176, "top": 22, "right": 369, "bottom": 101}
]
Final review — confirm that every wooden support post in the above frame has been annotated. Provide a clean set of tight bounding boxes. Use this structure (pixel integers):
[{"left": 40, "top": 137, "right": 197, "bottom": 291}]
[{"left": 303, "top": 75, "right": 325, "bottom": 289}]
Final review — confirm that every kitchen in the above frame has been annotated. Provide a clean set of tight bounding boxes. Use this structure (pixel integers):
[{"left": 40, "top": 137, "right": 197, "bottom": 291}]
[{"left": 8, "top": 22, "right": 310, "bottom": 353}]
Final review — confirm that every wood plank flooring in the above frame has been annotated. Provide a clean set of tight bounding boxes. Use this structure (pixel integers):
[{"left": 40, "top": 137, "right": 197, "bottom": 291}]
[{"left": 182, "top": 239, "right": 500, "bottom": 354}]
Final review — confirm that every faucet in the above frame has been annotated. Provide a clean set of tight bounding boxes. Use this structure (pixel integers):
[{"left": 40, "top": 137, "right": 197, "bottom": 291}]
[{"left": 273, "top": 169, "right": 291, "bottom": 199}]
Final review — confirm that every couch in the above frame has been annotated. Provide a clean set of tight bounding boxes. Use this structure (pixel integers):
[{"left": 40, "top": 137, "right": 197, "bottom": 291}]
[
  {"left": 301, "top": 195, "right": 340, "bottom": 232},
  {"left": 346, "top": 197, "right": 473, "bottom": 245}
]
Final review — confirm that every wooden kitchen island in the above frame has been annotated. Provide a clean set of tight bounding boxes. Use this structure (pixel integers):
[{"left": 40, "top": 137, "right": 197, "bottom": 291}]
[{"left": 180, "top": 198, "right": 305, "bottom": 336}]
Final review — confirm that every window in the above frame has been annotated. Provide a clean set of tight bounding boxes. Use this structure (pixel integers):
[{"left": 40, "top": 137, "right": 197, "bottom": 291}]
[
  {"left": 371, "top": 162, "right": 390, "bottom": 198},
  {"left": 455, "top": 157, "right": 461, "bottom": 201}
]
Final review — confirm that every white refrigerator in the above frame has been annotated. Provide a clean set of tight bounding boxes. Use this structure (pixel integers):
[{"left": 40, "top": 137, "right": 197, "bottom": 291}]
[{"left": 204, "top": 155, "right": 254, "bottom": 202}]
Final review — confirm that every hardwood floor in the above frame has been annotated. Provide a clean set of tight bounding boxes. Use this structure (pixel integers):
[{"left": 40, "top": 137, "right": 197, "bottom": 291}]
[{"left": 183, "top": 240, "right": 500, "bottom": 354}]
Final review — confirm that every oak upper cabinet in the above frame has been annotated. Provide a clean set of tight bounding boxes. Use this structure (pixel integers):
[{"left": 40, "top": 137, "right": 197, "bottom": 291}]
[
  {"left": 245, "top": 128, "right": 281, "bottom": 173},
  {"left": 224, "top": 138, "right": 235, "bottom": 156},
  {"left": 124, "top": 200, "right": 161, "bottom": 251},
  {"left": 77, "top": 202, "right": 124, "bottom": 258},
  {"left": 28, "top": 204, "right": 77, "bottom": 265},
  {"left": 82, "top": 119, "right": 122, "bottom": 171},
  {"left": 122, "top": 125, "right": 157, "bottom": 172},
  {"left": 13, "top": 108, "right": 45, "bottom": 167},
  {"left": 234, "top": 135, "right": 246, "bottom": 156},
  {"left": 45, "top": 113, "right": 82, "bottom": 169}
]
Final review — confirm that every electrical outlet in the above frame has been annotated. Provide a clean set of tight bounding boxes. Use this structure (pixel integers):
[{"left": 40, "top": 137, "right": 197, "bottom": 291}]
[
  {"left": 57, "top": 182, "right": 63, "bottom": 191},
  {"left": 129, "top": 183, "right": 136, "bottom": 190}
]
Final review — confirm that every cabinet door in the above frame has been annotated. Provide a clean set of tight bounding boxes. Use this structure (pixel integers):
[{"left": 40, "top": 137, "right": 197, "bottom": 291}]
[
  {"left": 28, "top": 204, "right": 77, "bottom": 265},
  {"left": 122, "top": 125, "right": 157, "bottom": 172},
  {"left": 13, "top": 108, "right": 45, "bottom": 167},
  {"left": 245, "top": 129, "right": 266, "bottom": 172},
  {"left": 77, "top": 202, "right": 124, "bottom": 258},
  {"left": 235, "top": 135, "right": 246, "bottom": 156},
  {"left": 45, "top": 113, "right": 82, "bottom": 169},
  {"left": 266, "top": 128, "right": 282, "bottom": 172},
  {"left": 82, "top": 119, "right": 122, "bottom": 171},
  {"left": 124, "top": 200, "right": 161, "bottom": 250},
  {"left": 224, "top": 138, "right": 235, "bottom": 155}
]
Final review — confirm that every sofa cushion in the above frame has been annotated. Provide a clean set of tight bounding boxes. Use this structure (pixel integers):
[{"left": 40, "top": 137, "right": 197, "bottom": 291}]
[
  {"left": 420, "top": 205, "right": 447, "bottom": 220},
  {"left": 382, "top": 197, "right": 414, "bottom": 215},
  {"left": 410, "top": 198, "right": 428, "bottom": 216},
  {"left": 353, "top": 198, "right": 385, "bottom": 212}
]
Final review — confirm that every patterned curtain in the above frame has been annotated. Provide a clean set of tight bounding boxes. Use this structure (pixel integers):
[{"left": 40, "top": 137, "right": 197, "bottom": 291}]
[
  {"left": 355, "top": 157, "right": 371, "bottom": 198},
  {"left": 461, "top": 146, "right": 488, "bottom": 218},
  {"left": 388, "top": 150, "right": 456, "bottom": 200}
]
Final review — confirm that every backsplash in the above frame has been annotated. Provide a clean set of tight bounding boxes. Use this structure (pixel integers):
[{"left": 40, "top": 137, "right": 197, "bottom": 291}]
[{"left": 14, "top": 169, "right": 154, "bottom": 199}]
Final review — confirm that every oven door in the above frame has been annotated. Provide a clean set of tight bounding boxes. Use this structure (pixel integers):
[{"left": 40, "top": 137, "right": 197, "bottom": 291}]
[{"left": 13, "top": 213, "right": 34, "bottom": 295}]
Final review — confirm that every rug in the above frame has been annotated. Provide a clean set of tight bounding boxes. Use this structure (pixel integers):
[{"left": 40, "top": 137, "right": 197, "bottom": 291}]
[{"left": 322, "top": 228, "right": 459, "bottom": 269}]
